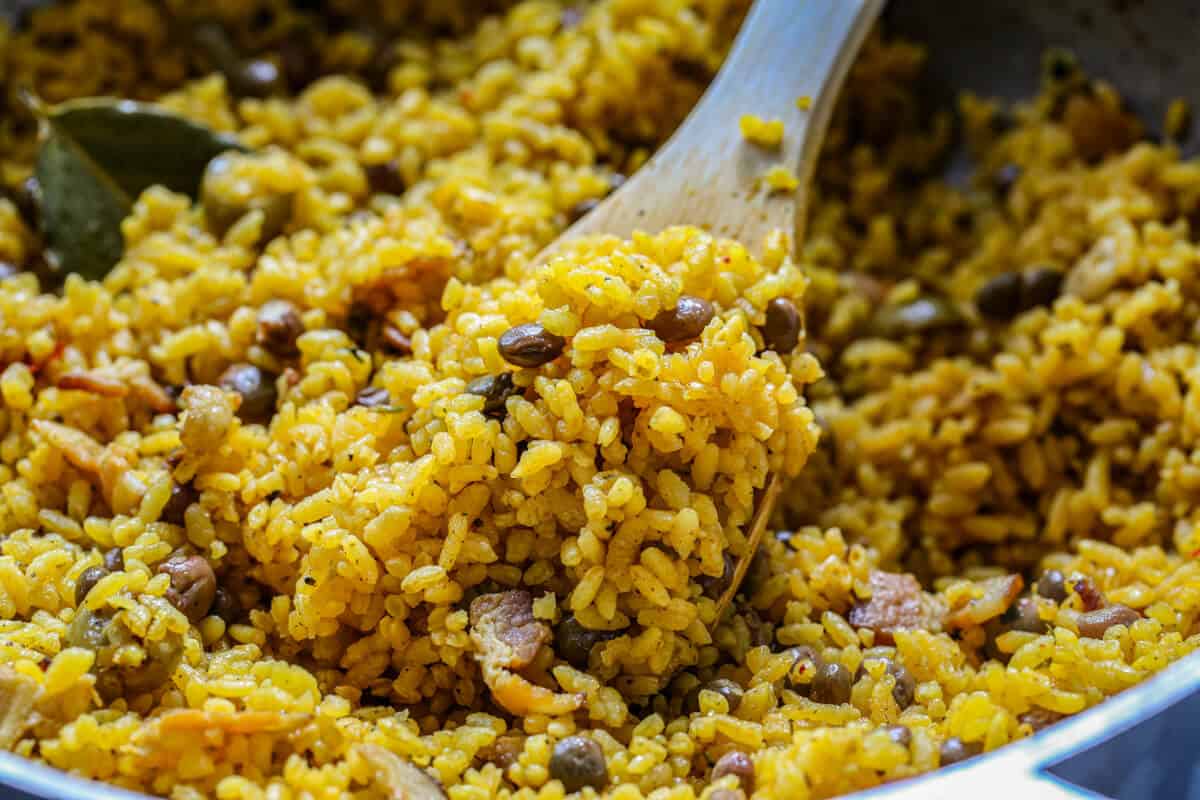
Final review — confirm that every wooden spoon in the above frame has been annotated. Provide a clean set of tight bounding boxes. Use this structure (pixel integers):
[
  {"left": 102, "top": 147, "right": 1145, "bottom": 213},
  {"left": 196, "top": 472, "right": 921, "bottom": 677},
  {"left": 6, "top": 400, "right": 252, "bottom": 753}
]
[
  {"left": 543, "top": 0, "right": 884, "bottom": 251},
  {"left": 542, "top": 0, "right": 883, "bottom": 623}
]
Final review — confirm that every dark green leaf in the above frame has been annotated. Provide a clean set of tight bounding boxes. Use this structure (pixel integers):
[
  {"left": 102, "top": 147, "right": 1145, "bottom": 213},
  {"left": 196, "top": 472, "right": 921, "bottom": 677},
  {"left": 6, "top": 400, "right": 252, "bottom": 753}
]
[
  {"left": 34, "top": 96, "right": 247, "bottom": 280},
  {"left": 48, "top": 98, "right": 246, "bottom": 199},
  {"left": 35, "top": 134, "right": 131, "bottom": 281}
]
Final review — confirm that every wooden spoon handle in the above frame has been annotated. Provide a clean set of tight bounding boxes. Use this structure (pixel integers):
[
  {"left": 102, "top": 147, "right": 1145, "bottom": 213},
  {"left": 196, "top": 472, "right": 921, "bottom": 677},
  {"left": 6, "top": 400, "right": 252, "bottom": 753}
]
[
  {"left": 559, "top": 0, "right": 883, "bottom": 251},
  {"left": 713, "top": 472, "right": 783, "bottom": 623}
]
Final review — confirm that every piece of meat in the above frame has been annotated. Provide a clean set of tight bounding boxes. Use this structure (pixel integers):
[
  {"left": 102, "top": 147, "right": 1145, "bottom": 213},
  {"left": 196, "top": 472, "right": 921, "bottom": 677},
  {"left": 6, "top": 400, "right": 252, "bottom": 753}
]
[
  {"left": 0, "top": 668, "right": 41, "bottom": 749},
  {"left": 127, "top": 375, "right": 177, "bottom": 414},
  {"left": 1077, "top": 604, "right": 1141, "bottom": 638},
  {"left": 947, "top": 574, "right": 1024, "bottom": 629},
  {"left": 55, "top": 370, "right": 175, "bottom": 415},
  {"left": 356, "top": 259, "right": 452, "bottom": 312},
  {"left": 406, "top": 603, "right": 431, "bottom": 637},
  {"left": 469, "top": 590, "right": 550, "bottom": 671},
  {"left": 31, "top": 420, "right": 106, "bottom": 475},
  {"left": 468, "top": 590, "right": 582, "bottom": 716},
  {"left": 357, "top": 744, "right": 446, "bottom": 800},
  {"left": 57, "top": 371, "right": 129, "bottom": 398},
  {"left": 30, "top": 420, "right": 132, "bottom": 506},
  {"left": 848, "top": 570, "right": 946, "bottom": 644},
  {"left": 480, "top": 733, "right": 524, "bottom": 770}
]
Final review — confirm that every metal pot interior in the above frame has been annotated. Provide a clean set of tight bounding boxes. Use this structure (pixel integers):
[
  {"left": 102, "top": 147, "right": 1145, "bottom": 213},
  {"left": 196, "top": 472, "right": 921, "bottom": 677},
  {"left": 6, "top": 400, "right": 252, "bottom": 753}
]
[{"left": 1, "top": 1, "right": 1199, "bottom": 799}]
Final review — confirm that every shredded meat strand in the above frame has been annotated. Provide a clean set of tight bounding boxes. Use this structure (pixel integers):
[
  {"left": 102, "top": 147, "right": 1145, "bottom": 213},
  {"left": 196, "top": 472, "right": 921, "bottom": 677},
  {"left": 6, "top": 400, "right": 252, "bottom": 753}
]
[
  {"left": 848, "top": 570, "right": 946, "bottom": 644},
  {"left": 947, "top": 574, "right": 1024, "bottom": 629},
  {"left": 128, "top": 375, "right": 177, "bottom": 413},
  {"left": 57, "top": 371, "right": 129, "bottom": 397},
  {"left": 30, "top": 420, "right": 132, "bottom": 505}
]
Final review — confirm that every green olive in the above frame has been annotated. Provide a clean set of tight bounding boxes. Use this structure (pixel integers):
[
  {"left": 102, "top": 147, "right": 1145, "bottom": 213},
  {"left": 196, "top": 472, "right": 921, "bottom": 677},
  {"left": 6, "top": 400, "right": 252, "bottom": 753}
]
[
  {"left": 201, "top": 152, "right": 294, "bottom": 243},
  {"left": 218, "top": 363, "right": 278, "bottom": 424},
  {"left": 554, "top": 615, "right": 622, "bottom": 669},
  {"left": 157, "top": 555, "right": 217, "bottom": 623},
  {"left": 74, "top": 565, "right": 109, "bottom": 606},
  {"left": 810, "top": 662, "right": 852, "bottom": 705},
  {"left": 549, "top": 736, "right": 607, "bottom": 793}
]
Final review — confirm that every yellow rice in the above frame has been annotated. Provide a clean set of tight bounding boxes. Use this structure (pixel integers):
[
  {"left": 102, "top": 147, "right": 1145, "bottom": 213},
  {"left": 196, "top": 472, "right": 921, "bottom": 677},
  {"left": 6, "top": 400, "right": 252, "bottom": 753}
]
[{"left": 0, "top": 2, "right": 1197, "bottom": 800}]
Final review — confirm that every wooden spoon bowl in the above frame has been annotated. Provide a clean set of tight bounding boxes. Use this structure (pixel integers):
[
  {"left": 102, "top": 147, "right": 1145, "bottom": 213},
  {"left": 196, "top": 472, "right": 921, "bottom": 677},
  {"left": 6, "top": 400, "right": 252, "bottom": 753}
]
[
  {"left": 543, "top": 0, "right": 883, "bottom": 254},
  {"left": 543, "top": 0, "right": 884, "bottom": 624}
]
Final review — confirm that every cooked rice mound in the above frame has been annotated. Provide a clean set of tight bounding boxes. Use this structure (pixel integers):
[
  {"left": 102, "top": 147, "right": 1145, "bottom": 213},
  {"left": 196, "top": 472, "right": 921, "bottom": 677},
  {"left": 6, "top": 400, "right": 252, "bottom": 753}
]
[{"left": 0, "top": 2, "right": 1199, "bottom": 800}]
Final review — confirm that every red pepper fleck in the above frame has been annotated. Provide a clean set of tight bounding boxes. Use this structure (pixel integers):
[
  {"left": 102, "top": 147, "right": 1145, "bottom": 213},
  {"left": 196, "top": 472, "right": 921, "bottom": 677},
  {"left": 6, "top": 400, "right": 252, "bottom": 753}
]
[{"left": 28, "top": 339, "right": 66, "bottom": 375}]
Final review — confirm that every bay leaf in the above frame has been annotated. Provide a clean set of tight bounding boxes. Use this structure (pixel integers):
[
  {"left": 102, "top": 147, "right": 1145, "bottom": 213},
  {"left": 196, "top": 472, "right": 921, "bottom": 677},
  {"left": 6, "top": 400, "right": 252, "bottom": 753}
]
[
  {"left": 47, "top": 98, "right": 246, "bottom": 199},
  {"left": 35, "top": 134, "right": 131, "bottom": 282},
  {"left": 34, "top": 96, "right": 247, "bottom": 280}
]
